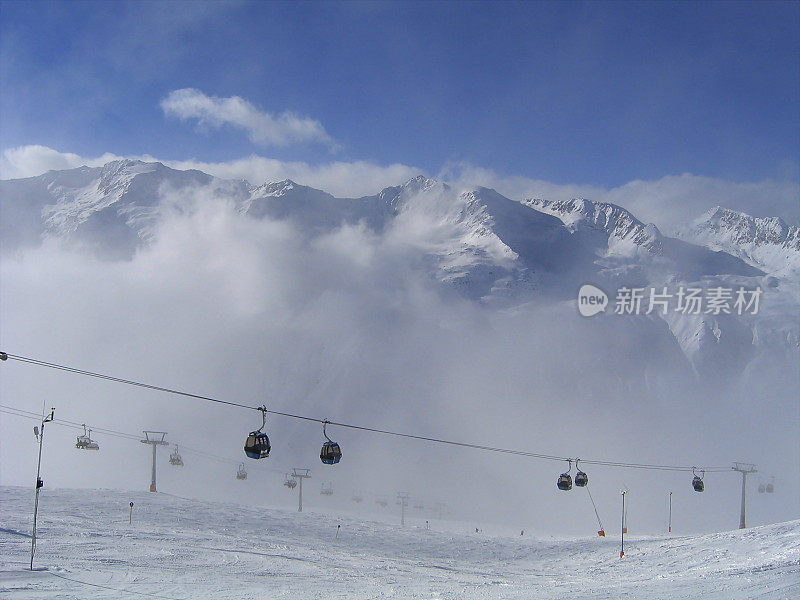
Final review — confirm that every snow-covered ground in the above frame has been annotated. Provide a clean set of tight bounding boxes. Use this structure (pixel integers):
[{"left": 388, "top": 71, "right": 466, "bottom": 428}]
[{"left": 1, "top": 486, "right": 798, "bottom": 599}]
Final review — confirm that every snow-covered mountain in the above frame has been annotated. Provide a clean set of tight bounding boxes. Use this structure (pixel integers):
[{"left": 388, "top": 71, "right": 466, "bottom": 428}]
[
  {"left": 0, "top": 159, "right": 250, "bottom": 259},
  {"left": 1, "top": 159, "right": 797, "bottom": 381},
  {"left": 677, "top": 206, "right": 800, "bottom": 279},
  {"left": 523, "top": 197, "right": 663, "bottom": 254}
]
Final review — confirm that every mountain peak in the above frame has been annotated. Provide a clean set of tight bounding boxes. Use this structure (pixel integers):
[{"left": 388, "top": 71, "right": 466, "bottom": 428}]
[
  {"left": 254, "top": 179, "right": 307, "bottom": 197},
  {"left": 695, "top": 205, "right": 790, "bottom": 236},
  {"left": 401, "top": 175, "right": 447, "bottom": 193},
  {"left": 680, "top": 205, "right": 799, "bottom": 277},
  {"left": 524, "top": 196, "right": 662, "bottom": 253}
]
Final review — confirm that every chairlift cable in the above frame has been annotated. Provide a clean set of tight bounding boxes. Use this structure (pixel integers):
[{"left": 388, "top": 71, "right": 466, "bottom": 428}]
[
  {"left": 0, "top": 406, "right": 238, "bottom": 466},
  {"left": 0, "top": 352, "right": 732, "bottom": 473}
]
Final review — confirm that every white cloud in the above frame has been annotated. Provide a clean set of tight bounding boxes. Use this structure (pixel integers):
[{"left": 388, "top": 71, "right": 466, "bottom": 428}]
[
  {"left": 0, "top": 145, "right": 129, "bottom": 179},
  {"left": 437, "top": 161, "right": 605, "bottom": 204},
  {"left": 0, "top": 144, "right": 421, "bottom": 198},
  {"left": 160, "top": 88, "right": 336, "bottom": 148},
  {"left": 167, "top": 155, "right": 422, "bottom": 197}
]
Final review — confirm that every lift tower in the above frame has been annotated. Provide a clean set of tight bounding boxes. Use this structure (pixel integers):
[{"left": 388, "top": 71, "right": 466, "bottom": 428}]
[
  {"left": 291, "top": 468, "right": 311, "bottom": 512},
  {"left": 732, "top": 463, "right": 757, "bottom": 529},
  {"left": 397, "top": 492, "right": 410, "bottom": 527},
  {"left": 140, "top": 431, "right": 168, "bottom": 492}
]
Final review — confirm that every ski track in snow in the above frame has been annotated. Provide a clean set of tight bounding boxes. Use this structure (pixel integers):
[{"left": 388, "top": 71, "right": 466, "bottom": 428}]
[{"left": 1, "top": 487, "right": 798, "bottom": 599}]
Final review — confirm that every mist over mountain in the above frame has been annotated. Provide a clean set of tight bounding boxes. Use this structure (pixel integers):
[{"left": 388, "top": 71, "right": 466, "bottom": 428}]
[
  {"left": 1, "top": 160, "right": 797, "bottom": 532},
  {"left": 2, "top": 159, "right": 796, "bottom": 379}
]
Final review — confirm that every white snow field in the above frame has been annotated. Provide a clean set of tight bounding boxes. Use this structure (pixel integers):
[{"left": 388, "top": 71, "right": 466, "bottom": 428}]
[{"left": 1, "top": 486, "right": 798, "bottom": 599}]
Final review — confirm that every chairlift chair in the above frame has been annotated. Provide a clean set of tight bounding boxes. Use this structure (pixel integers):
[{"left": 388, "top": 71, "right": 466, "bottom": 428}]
[
  {"left": 766, "top": 476, "right": 774, "bottom": 494},
  {"left": 284, "top": 473, "right": 297, "bottom": 489},
  {"left": 236, "top": 463, "right": 247, "bottom": 480},
  {"left": 321, "top": 482, "right": 333, "bottom": 496},
  {"left": 169, "top": 445, "right": 184, "bottom": 466},
  {"left": 758, "top": 482, "right": 766, "bottom": 493},
  {"left": 244, "top": 406, "right": 271, "bottom": 459},
  {"left": 76, "top": 424, "right": 99, "bottom": 450},
  {"left": 320, "top": 421, "right": 342, "bottom": 465}
]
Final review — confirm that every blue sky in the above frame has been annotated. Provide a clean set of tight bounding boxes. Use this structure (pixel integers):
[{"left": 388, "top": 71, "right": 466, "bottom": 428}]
[{"left": 1, "top": 1, "right": 798, "bottom": 203}]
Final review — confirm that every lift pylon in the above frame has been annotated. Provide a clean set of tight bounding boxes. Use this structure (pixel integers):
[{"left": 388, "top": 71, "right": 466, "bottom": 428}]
[{"left": 140, "top": 431, "right": 168, "bottom": 492}]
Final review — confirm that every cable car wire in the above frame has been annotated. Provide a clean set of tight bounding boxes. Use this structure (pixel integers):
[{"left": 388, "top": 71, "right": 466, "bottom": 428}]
[
  {"left": 0, "top": 405, "right": 239, "bottom": 467},
  {"left": 0, "top": 352, "right": 732, "bottom": 473}
]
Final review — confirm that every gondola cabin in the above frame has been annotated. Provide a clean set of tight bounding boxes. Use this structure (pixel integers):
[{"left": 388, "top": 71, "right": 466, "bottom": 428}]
[
  {"left": 320, "top": 440, "right": 342, "bottom": 465},
  {"left": 692, "top": 476, "right": 704, "bottom": 492},
  {"left": 244, "top": 431, "right": 270, "bottom": 459},
  {"left": 557, "top": 473, "right": 573, "bottom": 491},
  {"left": 575, "top": 470, "right": 588, "bottom": 487}
]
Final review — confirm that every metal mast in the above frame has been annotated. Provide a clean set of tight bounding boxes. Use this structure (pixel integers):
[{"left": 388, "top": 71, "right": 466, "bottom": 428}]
[
  {"left": 291, "top": 468, "right": 311, "bottom": 512},
  {"left": 732, "top": 463, "right": 757, "bottom": 529},
  {"left": 397, "top": 492, "right": 410, "bottom": 527},
  {"left": 30, "top": 407, "right": 55, "bottom": 570},
  {"left": 140, "top": 431, "right": 168, "bottom": 492}
]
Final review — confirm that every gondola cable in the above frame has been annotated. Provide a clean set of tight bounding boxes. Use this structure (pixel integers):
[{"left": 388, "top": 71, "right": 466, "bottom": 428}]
[{"left": 0, "top": 352, "right": 732, "bottom": 474}]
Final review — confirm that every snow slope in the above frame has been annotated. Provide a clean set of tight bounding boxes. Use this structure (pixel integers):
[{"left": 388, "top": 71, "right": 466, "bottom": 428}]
[{"left": 1, "top": 486, "right": 798, "bottom": 599}]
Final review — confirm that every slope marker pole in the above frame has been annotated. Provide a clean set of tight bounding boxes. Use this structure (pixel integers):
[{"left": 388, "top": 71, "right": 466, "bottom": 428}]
[
  {"left": 620, "top": 489, "right": 627, "bottom": 558},
  {"left": 668, "top": 491, "right": 672, "bottom": 533}
]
